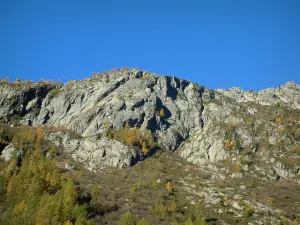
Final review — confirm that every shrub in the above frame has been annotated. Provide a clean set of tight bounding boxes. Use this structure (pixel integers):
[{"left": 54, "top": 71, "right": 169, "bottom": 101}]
[
  {"left": 141, "top": 141, "right": 149, "bottom": 155},
  {"left": 119, "top": 211, "right": 136, "bottom": 225},
  {"left": 106, "top": 125, "right": 156, "bottom": 154},
  {"left": 48, "top": 88, "right": 61, "bottom": 98},
  {"left": 141, "top": 75, "right": 150, "bottom": 80},
  {"left": 224, "top": 139, "right": 236, "bottom": 151},
  {"left": 137, "top": 218, "right": 151, "bottom": 225},
  {"left": 195, "top": 216, "right": 206, "bottom": 225},
  {"left": 166, "top": 182, "right": 172, "bottom": 192},
  {"left": 209, "top": 90, "right": 215, "bottom": 99},
  {"left": 243, "top": 203, "right": 254, "bottom": 217},
  {"left": 159, "top": 109, "right": 165, "bottom": 117},
  {"left": 153, "top": 203, "right": 167, "bottom": 217},
  {"left": 184, "top": 217, "right": 194, "bottom": 225}
]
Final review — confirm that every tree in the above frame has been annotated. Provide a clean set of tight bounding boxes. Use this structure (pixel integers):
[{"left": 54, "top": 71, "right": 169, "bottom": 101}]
[
  {"left": 209, "top": 90, "right": 215, "bottom": 99},
  {"left": 5, "top": 160, "right": 18, "bottom": 178},
  {"left": 119, "top": 211, "right": 136, "bottom": 225},
  {"left": 159, "top": 108, "right": 165, "bottom": 117},
  {"left": 195, "top": 216, "right": 206, "bottom": 225},
  {"left": 141, "top": 141, "right": 149, "bottom": 155},
  {"left": 64, "top": 220, "right": 73, "bottom": 225},
  {"left": 90, "top": 184, "right": 101, "bottom": 207},
  {"left": 36, "top": 127, "right": 43, "bottom": 143},
  {"left": 125, "top": 121, "right": 130, "bottom": 129},
  {"left": 185, "top": 217, "right": 194, "bottom": 225},
  {"left": 137, "top": 218, "right": 151, "bottom": 225},
  {"left": 166, "top": 182, "right": 172, "bottom": 192},
  {"left": 168, "top": 200, "right": 177, "bottom": 212}
]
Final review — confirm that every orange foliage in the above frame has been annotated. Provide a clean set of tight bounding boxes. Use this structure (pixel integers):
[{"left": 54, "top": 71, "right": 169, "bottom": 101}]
[
  {"left": 275, "top": 117, "right": 283, "bottom": 125},
  {"left": 141, "top": 141, "right": 149, "bottom": 155},
  {"left": 224, "top": 139, "right": 236, "bottom": 151},
  {"left": 166, "top": 182, "right": 172, "bottom": 192},
  {"left": 159, "top": 109, "right": 165, "bottom": 117},
  {"left": 141, "top": 74, "right": 149, "bottom": 80}
]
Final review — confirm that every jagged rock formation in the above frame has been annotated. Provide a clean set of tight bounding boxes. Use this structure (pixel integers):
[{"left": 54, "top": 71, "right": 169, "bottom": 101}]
[
  {"left": 46, "top": 131, "right": 143, "bottom": 170},
  {"left": 0, "top": 69, "right": 299, "bottom": 181},
  {"left": 216, "top": 81, "right": 300, "bottom": 109}
]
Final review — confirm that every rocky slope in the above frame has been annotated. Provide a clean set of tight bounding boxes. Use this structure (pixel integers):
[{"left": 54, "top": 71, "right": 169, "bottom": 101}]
[
  {"left": 0, "top": 69, "right": 299, "bottom": 180},
  {"left": 1, "top": 69, "right": 300, "bottom": 224}
]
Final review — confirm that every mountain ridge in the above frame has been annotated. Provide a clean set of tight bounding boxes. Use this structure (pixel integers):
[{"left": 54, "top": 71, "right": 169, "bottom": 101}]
[
  {"left": 0, "top": 69, "right": 299, "bottom": 171},
  {"left": 1, "top": 69, "right": 300, "bottom": 224}
]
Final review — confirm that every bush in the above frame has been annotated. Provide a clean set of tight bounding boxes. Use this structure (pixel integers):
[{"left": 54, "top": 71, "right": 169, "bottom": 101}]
[
  {"left": 137, "top": 218, "right": 151, "bottom": 225},
  {"left": 153, "top": 203, "right": 167, "bottom": 217},
  {"left": 209, "top": 90, "right": 215, "bottom": 99},
  {"left": 159, "top": 109, "right": 165, "bottom": 117},
  {"left": 106, "top": 125, "right": 156, "bottom": 155},
  {"left": 243, "top": 203, "right": 254, "bottom": 217},
  {"left": 119, "top": 211, "right": 136, "bottom": 225},
  {"left": 195, "top": 216, "right": 206, "bottom": 225}
]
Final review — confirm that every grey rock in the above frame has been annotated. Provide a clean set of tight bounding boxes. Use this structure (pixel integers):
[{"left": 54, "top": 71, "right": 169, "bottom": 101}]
[
  {"left": 231, "top": 172, "right": 243, "bottom": 178},
  {"left": 46, "top": 131, "right": 143, "bottom": 170},
  {"left": 232, "top": 201, "right": 244, "bottom": 210},
  {"left": 0, "top": 82, "right": 55, "bottom": 124},
  {"left": 0, "top": 144, "right": 16, "bottom": 161},
  {"left": 218, "top": 81, "right": 300, "bottom": 109}
]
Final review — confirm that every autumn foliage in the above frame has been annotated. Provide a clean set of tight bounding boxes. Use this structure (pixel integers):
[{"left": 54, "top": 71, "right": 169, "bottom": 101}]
[
  {"left": 106, "top": 122, "right": 156, "bottom": 155},
  {"left": 166, "top": 182, "right": 172, "bottom": 192},
  {"left": 0, "top": 127, "right": 95, "bottom": 225},
  {"left": 159, "top": 109, "right": 165, "bottom": 117}
]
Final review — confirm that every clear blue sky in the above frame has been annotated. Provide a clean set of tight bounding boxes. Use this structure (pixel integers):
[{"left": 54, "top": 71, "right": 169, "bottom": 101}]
[{"left": 0, "top": 0, "right": 300, "bottom": 90}]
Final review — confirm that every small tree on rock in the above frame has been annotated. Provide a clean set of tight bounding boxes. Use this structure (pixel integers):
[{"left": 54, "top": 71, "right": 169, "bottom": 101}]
[{"left": 159, "top": 108, "right": 165, "bottom": 117}]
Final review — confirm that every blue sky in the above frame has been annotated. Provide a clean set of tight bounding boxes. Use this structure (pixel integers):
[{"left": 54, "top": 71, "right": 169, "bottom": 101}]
[{"left": 0, "top": 0, "right": 299, "bottom": 90}]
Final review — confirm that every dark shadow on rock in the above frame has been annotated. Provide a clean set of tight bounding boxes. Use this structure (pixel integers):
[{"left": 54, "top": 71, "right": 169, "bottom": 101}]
[
  {"left": 156, "top": 97, "right": 172, "bottom": 118},
  {"left": 165, "top": 76, "right": 178, "bottom": 101}
]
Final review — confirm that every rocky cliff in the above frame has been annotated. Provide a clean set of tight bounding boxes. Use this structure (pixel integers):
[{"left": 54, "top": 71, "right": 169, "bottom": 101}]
[{"left": 0, "top": 69, "right": 299, "bottom": 181}]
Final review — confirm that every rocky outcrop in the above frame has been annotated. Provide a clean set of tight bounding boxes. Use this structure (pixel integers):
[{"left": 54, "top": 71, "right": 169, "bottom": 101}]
[
  {"left": 0, "top": 144, "right": 16, "bottom": 161},
  {"left": 217, "top": 81, "right": 300, "bottom": 109},
  {"left": 0, "top": 82, "right": 57, "bottom": 125},
  {"left": 33, "top": 70, "right": 204, "bottom": 151},
  {"left": 46, "top": 131, "right": 143, "bottom": 171}
]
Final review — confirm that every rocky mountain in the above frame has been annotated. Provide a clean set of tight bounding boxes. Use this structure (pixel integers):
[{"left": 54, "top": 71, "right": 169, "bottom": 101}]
[{"left": 0, "top": 69, "right": 300, "bottom": 224}]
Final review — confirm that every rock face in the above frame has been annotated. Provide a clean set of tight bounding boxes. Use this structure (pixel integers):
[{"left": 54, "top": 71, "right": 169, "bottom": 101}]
[
  {"left": 46, "top": 131, "right": 143, "bottom": 170},
  {"left": 0, "top": 82, "right": 56, "bottom": 125},
  {"left": 217, "top": 81, "right": 300, "bottom": 109},
  {"left": 33, "top": 70, "right": 204, "bottom": 152},
  {"left": 0, "top": 144, "right": 16, "bottom": 161},
  {"left": 0, "top": 70, "right": 299, "bottom": 177}
]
